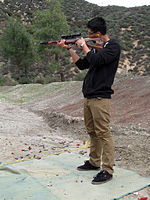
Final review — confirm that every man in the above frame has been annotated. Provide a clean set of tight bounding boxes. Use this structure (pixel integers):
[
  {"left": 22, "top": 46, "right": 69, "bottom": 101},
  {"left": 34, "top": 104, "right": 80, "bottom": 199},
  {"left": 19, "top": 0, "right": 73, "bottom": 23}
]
[{"left": 58, "top": 17, "right": 121, "bottom": 184}]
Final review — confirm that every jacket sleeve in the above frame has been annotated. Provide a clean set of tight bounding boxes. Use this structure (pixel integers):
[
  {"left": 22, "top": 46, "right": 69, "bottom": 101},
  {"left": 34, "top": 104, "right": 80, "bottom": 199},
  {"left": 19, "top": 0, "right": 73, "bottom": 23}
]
[
  {"left": 75, "top": 57, "right": 90, "bottom": 70},
  {"left": 85, "top": 42, "right": 120, "bottom": 67}
]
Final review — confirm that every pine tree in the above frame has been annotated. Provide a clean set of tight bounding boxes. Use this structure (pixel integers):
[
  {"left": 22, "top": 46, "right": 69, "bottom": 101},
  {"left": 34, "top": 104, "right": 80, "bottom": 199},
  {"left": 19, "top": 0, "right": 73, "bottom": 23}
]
[
  {"left": 0, "top": 17, "right": 35, "bottom": 83},
  {"left": 32, "top": 0, "right": 69, "bottom": 81}
]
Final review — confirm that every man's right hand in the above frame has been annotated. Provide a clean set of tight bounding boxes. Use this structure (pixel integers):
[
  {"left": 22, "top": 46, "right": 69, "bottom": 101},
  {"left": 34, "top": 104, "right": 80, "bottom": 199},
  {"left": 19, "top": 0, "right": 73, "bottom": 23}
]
[{"left": 57, "top": 39, "right": 71, "bottom": 49}]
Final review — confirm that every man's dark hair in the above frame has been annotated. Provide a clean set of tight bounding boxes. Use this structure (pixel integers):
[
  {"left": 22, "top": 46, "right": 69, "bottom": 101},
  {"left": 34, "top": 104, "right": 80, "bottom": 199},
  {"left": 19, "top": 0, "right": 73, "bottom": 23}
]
[{"left": 87, "top": 17, "right": 107, "bottom": 35}]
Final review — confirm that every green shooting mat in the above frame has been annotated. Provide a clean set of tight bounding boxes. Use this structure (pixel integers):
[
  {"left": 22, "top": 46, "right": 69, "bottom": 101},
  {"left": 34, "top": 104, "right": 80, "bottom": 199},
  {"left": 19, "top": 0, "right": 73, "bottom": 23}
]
[{"left": 0, "top": 152, "right": 150, "bottom": 200}]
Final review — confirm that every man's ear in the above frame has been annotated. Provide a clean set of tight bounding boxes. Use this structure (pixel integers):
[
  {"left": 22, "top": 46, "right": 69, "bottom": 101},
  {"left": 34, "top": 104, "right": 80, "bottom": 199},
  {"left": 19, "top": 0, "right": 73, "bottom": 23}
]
[{"left": 96, "top": 32, "right": 101, "bottom": 37}]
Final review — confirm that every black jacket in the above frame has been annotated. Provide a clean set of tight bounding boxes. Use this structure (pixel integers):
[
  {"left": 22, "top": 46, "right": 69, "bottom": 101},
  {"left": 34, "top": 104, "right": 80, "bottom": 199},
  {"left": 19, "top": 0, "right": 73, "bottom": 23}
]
[{"left": 75, "top": 39, "right": 121, "bottom": 98}]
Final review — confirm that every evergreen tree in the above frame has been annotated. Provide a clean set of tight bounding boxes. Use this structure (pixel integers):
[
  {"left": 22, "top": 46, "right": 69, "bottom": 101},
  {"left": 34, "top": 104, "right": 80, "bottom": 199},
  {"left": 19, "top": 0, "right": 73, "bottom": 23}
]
[
  {"left": 0, "top": 17, "right": 35, "bottom": 83},
  {"left": 32, "top": 0, "right": 69, "bottom": 81}
]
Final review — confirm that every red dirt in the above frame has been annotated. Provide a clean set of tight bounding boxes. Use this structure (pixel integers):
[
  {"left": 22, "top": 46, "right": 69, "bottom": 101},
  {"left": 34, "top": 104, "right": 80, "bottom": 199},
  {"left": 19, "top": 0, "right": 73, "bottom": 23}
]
[{"left": 52, "top": 76, "right": 150, "bottom": 129}]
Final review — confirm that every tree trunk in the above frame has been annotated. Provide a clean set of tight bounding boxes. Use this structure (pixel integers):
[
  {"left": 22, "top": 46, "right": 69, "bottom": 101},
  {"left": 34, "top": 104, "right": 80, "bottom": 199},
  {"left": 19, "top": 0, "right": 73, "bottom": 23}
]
[{"left": 55, "top": 53, "right": 65, "bottom": 82}]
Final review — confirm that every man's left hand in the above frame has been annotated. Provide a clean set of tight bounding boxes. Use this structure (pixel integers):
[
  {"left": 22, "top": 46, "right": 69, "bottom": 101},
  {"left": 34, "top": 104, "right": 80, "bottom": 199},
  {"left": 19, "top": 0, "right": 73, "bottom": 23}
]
[{"left": 76, "top": 37, "right": 86, "bottom": 49}]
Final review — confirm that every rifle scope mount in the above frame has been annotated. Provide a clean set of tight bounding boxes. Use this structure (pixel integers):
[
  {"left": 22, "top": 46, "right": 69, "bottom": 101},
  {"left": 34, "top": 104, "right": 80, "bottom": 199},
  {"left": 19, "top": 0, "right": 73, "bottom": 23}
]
[{"left": 61, "top": 33, "right": 81, "bottom": 39}]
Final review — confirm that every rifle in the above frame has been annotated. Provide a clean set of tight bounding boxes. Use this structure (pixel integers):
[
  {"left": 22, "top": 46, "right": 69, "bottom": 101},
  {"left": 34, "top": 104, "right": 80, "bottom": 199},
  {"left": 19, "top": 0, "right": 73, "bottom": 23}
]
[{"left": 40, "top": 33, "right": 103, "bottom": 50}]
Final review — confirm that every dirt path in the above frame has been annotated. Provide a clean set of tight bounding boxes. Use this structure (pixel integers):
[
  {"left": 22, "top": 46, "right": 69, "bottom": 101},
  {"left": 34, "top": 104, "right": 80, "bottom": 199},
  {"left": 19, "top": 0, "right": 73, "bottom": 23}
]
[{"left": 0, "top": 102, "right": 56, "bottom": 162}]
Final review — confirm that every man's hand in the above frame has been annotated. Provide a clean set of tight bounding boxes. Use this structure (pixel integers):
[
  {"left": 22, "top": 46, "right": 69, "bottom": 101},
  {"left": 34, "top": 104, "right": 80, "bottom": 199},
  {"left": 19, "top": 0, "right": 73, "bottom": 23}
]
[
  {"left": 76, "top": 37, "right": 90, "bottom": 55},
  {"left": 57, "top": 39, "right": 71, "bottom": 49},
  {"left": 76, "top": 37, "right": 86, "bottom": 49}
]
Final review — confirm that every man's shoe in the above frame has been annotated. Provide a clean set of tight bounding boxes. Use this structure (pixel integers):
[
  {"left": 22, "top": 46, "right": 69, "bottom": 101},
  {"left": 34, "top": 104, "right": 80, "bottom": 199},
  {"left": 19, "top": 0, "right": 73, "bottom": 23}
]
[
  {"left": 92, "top": 170, "right": 113, "bottom": 184},
  {"left": 77, "top": 160, "right": 100, "bottom": 171}
]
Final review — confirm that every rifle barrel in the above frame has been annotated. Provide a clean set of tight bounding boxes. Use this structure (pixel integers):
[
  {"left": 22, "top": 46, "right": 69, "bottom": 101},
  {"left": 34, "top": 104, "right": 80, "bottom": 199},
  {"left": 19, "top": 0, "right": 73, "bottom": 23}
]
[{"left": 40, "top": 38, "right": 103, "bottom": 45}]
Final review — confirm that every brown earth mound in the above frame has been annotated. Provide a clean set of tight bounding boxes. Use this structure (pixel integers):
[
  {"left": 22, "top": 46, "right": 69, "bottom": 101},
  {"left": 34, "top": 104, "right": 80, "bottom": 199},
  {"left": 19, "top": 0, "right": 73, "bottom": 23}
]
[{"left": 50, "top": 75, "right": 150, "bottom": 130}]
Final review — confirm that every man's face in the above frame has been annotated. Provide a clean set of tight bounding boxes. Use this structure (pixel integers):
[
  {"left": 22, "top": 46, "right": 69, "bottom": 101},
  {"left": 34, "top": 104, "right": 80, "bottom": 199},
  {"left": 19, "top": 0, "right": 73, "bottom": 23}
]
[
  {"left": 88, "top": 28, "right": 96, "bottom": 37},
  {"left": 88, "top": 28, "right": 93, "bottom": 34},
  {"left": 88, "top": 28, "right": 101, "bottom": 44}
]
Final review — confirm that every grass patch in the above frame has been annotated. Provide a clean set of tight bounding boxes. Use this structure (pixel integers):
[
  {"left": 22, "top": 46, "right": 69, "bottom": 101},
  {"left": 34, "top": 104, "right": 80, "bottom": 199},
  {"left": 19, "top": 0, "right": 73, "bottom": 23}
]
[{"left": 0, "top": 82, "right": 67, "bottom": 103}]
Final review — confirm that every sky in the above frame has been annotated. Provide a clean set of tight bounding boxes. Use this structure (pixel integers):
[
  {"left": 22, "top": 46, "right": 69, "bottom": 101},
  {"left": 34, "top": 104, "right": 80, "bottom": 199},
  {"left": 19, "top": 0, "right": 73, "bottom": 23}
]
[{"left": 86, "top": 0, "right": 150, "bottom": 7}]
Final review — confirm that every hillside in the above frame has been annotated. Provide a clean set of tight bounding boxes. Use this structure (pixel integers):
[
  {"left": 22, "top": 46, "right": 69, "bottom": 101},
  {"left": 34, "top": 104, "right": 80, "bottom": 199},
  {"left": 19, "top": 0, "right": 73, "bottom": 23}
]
[
  {"left": 0, "top": 0, "right": 150, "bottom": 82},
  {"left": 62, "top": 0, "right": 150, "bottom": 75}
]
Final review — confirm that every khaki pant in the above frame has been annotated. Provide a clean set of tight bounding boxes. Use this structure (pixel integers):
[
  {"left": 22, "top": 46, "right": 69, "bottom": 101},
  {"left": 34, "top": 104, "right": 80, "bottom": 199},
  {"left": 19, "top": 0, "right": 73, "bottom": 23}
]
[{"left": 84, "top": 98, "right": 114, "bottom": 174}]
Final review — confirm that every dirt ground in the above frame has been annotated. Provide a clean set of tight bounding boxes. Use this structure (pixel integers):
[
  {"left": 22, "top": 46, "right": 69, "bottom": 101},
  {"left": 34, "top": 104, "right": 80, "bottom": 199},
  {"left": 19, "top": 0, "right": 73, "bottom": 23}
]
[{"left": 0, "top": 75, "right": 150, "bottom": 199}]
